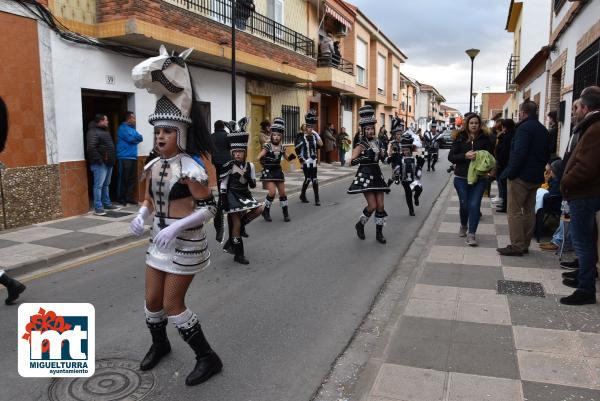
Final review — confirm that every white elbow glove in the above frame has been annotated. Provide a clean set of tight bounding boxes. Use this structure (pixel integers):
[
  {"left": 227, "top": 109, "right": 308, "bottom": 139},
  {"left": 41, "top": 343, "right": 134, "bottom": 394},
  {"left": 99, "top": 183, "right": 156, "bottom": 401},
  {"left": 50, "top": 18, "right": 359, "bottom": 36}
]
[
  {"left": 130, "top": 206, "right": 150, "bottom": 236},
  {"left": 153, "top": 206, "right": 215, "bottom": 250}
]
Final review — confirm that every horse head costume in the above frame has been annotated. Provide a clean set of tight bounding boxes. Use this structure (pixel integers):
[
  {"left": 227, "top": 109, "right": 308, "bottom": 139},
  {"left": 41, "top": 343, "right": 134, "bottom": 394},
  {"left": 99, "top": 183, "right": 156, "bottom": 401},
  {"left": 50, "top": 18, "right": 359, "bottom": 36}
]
[{"left": 132, "top": 45, "right": 194, "bottom": 151}]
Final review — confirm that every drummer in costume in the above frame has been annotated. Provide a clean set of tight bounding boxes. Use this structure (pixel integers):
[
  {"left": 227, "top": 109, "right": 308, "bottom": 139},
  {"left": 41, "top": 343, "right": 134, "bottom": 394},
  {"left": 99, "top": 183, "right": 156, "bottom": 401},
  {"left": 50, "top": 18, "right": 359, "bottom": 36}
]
[
  {"left": 220, "top": 118, "right": 264, "bottom": 265},
  {"left": 348, "top": 105, "right": 390, "bottom": 244},
  {"left": 387, "top": 125, "right": 423, "bottom": 216},
  {"left": 129, "top": 46, "right": 222, "bottom": 386},
  {"left": 295, "top": 110, "right": 323, "bottom": 206},
  {"left": 258, "top": 117, "right": 297, "bottom": 222}
]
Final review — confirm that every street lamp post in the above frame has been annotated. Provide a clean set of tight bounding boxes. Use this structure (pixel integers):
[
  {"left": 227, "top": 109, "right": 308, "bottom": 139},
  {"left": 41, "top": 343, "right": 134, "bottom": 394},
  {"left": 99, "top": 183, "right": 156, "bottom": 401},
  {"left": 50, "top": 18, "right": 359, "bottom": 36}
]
[
  {"left": 231, "top": 0, "right": 237, "bottom": 120},
  {"left": 472, "top": 92, "right": 478, "bottom": 114},
  {"left": 465, "top": 48, "right": 480, "bottom": 113}
]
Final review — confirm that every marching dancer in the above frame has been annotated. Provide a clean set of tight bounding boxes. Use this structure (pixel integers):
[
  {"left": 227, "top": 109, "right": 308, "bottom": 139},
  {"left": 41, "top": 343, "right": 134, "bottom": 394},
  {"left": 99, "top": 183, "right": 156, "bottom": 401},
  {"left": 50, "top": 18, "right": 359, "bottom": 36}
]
[
  {"left": 220, "top": 118, "right": 264, "bottom": 264},
  {"left": 258, "top": 117, "right": 297, "bottom": 222},
  {"left": 423, "top": 121, "right": 441, "bottom": 171},
  {"left": 348, "top": 105, "right": 390, "bottom": 243},
  {"left": 387, "top": 126, "right": 423, "bottom": 216},
  {"left": 295, "top": 110, "right": 323, "bottom": 205},
  {"left": 129, "top": 46, "right": 222, "bottom": 386}
]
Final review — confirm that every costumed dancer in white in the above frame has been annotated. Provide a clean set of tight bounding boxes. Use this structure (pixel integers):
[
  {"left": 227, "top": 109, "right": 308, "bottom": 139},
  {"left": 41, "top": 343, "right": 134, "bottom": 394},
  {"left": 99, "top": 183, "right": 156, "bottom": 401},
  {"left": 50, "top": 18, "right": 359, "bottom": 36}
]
[
  {"left": 129, "top": 46, "right": 222, "bottom": 386},
  {"left": 220, "top": 118, "right": 264, "bottom": 264},
  {"left": 258, "top": 117, "right": 297, "bottom": 222},
  {"left": 386, "top": 121, "right": 423, "bottom": 216},
  {"left": 295, "top": 110, "right": 323, "bottom": 205},
  {"left": 348, "top": 105, "right": 391, "bottom": 243}
]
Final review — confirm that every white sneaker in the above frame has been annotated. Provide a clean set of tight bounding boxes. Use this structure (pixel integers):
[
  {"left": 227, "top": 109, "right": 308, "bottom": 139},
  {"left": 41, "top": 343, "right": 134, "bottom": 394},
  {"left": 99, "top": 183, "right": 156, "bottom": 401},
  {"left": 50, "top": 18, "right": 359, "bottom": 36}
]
[
  {"left": 491, "top": 197, "right": 503, "bottom": 204},
  {"left": 466, "top": 233, "right": 478, "bottom": 247}
]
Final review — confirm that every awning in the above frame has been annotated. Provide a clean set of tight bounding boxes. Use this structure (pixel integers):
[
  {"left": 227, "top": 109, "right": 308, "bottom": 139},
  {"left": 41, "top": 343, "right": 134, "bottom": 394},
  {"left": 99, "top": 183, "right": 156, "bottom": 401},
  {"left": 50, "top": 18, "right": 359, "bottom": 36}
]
[{"left": 325, "top": 4, "right": 351, "bottom": 29}]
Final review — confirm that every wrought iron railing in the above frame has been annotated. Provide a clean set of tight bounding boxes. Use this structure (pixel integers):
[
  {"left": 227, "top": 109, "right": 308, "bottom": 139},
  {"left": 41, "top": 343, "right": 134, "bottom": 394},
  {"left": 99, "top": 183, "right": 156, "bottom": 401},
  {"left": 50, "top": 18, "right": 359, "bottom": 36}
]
[
  {"left": 165, "top": 0, "right": 315, "bottom": 58},
  {"left": 317, "top": 56, "right": 354, "bottom": 75},
  {"left": 506, "top": 54, "right": 519, "bottom": 91},
  {"left": 573, "top": 38, "right": 600, "bottom": 100},
  {"left": 282, "top": 105, "right": 300, "bottom": 144}
]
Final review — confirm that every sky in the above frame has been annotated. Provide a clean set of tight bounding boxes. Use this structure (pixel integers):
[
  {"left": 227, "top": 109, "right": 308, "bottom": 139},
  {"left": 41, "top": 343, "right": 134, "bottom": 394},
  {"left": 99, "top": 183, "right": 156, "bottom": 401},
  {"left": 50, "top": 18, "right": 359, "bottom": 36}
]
[{"left": 349, "top": 0, "right": 513, "bottom": 114}]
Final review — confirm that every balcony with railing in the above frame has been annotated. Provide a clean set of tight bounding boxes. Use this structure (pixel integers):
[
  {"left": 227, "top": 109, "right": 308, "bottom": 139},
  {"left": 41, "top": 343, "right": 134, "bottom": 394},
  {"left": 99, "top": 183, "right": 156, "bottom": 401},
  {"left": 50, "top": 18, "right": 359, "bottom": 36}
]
[
  {"left": 165, "top": 0, "right": 314, "bottom": 58},
  {"left": 506, "top": 54, "right": 520, "bottom": 91},
  {"left": 315, "top": 55, "right": 356, "bottom": 93},
  {"left": 94, "top": 0, "right": 316, "bottom": 82}
]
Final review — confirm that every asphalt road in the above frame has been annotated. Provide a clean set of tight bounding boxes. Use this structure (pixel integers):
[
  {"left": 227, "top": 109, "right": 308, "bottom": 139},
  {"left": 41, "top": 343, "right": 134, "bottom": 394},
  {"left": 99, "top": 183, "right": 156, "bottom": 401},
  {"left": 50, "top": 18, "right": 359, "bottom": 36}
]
[{"left": 0, "top": 152, "right": 451, "bottom": 401}]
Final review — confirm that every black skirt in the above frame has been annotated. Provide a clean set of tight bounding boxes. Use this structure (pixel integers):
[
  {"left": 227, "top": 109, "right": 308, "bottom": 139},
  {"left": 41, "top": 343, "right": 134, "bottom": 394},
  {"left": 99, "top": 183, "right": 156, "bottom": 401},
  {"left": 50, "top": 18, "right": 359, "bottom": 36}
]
[
  {"left": 260, "top": 166, "right": 285, "bottom": 182},
  {"left": 347, "top": 164, "right": 390, "bottom": 194},
  {"left": 223, "top": 188, "right": 262, "bottom": 214}
]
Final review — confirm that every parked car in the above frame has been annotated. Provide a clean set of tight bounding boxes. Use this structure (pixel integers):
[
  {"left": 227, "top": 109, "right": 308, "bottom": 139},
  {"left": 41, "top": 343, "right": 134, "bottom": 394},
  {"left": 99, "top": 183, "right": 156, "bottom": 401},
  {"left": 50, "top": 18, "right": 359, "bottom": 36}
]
[{"left": 439, "top": 130, "right": 454, "bottom": 149}]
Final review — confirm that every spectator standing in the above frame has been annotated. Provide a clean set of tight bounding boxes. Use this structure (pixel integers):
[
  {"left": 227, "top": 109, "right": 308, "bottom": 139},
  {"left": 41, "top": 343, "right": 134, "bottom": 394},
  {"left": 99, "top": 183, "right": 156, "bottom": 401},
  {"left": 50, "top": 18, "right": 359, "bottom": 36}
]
[
  {"left": 321, "top": 123, "right": 336, "bottom": 163},
  {"left": 448, "top": 113, "right": 493, "bottom": 246},
  {"left": 234, "top": 0, "right": 254, "bottom": 30},
  {"left": 547, "top": 110, "right": 559, "bottom": 158},
  {"left": 320, "top": 33, "right": 335, "bottom": 64},
  {"left": 560, "top": 86, "right": 600, "bottom": 305},
  {"left": 494, "top": 119, "right": 516, "bottom": 213},
  {"left": 259, "top": 119, "right": 271, "bottom": 147},
  {"left": 337, "top": 127, "right": 351, "bottom": 166},
  {"left": 87, "top": 113, "right": 118, "bottom": 215},
  {"left": 211, "top": 120, "right": 231, "bottom": 243},
  {"left": 116, "top": 111, "right": 144, "bottom": 206},
  {"left": 497, "top": 101, "right": 550, "bottom": 256}
]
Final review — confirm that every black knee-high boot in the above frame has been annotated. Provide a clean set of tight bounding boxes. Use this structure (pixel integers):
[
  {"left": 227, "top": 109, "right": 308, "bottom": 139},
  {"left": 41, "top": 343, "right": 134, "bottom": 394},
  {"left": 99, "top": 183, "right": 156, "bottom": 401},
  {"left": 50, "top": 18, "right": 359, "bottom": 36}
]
[
  {"left": 0, "top": 272, "right": 26, "bottom": 305},
  {"left": 402, "top": 182, "right": 415, "bottom": 216},
  {"left": 262, "top": 195, "right": 273, "bottom": 222},
  {"left": 214, "top": 199, "right": 224, "bottom": 243},
  {"left": 300, "top": 179, "right": 310, "bottom": 203},
  {"left": 414, "top": 185, "right": 423, "bottom": 207},
  {"left": 232, "top": 237, "right": 249, "bottom": 264},
  {"left": 223, "top": 215, "right": 234, "bottom": 254},
  {"left": 375, "top": 211, "right": 387, "bottom": 244},
  {"left": 355, "top": 208, "right": 373, "bottom": 240},
  {"left": 178, "top": 321, "right": 223, "bottom": 386},
  {"left": 140, "top": 319, "right": 171, "bottom": 371},
  {"left": 280, "top": 196, "right": 290, "bottom": 222},
  {"left": 312, "top": 180, "right": 320, "bottom": 206}
]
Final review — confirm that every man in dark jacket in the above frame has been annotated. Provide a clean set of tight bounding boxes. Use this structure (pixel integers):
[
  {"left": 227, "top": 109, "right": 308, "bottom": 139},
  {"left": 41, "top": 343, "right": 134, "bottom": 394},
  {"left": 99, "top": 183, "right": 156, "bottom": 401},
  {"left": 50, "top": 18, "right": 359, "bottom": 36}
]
[
  {"left": 116, "top": 111, "right": 143, "bottom": 206},
  {"left": 559, "top": 86, "right": 600, "bottom": 305},
  {"left": 497, "top": 101, "right": 549, "bottom": 256},
  {"left": 212, "top": 120, "right": 231, "bottom": 243},
  {"left": 87, "top": 113, "right": 118, "bottom": 215}
]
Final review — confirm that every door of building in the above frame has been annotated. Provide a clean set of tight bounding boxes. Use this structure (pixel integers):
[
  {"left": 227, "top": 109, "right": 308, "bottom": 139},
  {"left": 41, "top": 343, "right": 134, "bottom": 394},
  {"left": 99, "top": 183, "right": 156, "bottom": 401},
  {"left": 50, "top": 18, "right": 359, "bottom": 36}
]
[
  {"left": 81, "top": 89, "right": 129, "bottom": 206},
  {"left": 250, "top": 98, "right": 267, "bottom": 167}
]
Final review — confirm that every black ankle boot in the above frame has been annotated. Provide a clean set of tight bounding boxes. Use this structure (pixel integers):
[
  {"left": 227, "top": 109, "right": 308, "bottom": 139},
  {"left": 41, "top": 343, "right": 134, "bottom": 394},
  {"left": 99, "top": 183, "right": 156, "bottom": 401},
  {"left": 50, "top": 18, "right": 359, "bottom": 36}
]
[
  {"left": 178, "top": 322, "right": 223, "bottom": 386},
  {"left": 282, "top": 206, "right": 290, "bottom": 222},
  {"left": 376, "top": 225, "right": 387, "bottom": 244},
  {"left": 140, "top": 320, "right": 171, "bottom": 371},
  {"left": 222, "top": 238, "right": 234, "bottom": 254},
  {"left": 262, "top": 206, "right": 272, "bottom": 222},
  {"left": 0, "top": 273, "right": 26, "bottom": 305},
  {"left": 233, "top": 237, "right": 249, "bottom": 265},
  {"left": 355, "top": 222, "right": 365, "bottom": 240},
  {"left": 240, "top": 225, "right": 249, "bottom": 238},
  {"left": 313, "top": 181, "right": 320, "bottom": 206},
  {"left": 300, "top": 180, "right": 310, "bottom": 203}
]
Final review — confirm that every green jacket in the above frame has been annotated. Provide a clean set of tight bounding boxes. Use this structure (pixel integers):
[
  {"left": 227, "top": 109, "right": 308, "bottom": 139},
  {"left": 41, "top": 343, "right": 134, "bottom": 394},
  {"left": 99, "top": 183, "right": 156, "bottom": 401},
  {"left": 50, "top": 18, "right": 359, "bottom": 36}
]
[{"left": 468, "top": 150, "right": 496, "bottom": 184}]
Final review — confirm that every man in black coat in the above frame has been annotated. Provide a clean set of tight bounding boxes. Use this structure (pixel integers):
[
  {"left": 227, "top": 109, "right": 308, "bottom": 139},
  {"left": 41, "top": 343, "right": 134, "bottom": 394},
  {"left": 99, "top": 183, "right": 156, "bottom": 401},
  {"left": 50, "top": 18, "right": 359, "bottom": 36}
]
[
  {"left": 497, "top": 101, "right": 550, "bottom": 256},
  {"left": 86, "top": 113, "right": 118, "bottom": 215},
  {"left": 211, "top": 120, "right": 231, "bottom": 243}
]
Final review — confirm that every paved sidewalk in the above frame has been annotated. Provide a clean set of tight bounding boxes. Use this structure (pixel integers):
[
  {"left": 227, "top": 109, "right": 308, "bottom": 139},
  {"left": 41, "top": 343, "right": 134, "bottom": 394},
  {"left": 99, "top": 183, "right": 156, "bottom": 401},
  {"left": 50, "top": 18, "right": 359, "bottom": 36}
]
[
  {"left": 359, "top": 184, "right": 600, "bottom": 401},
  {"left": 0, "top": 163, "right": 355, "bottom": 276}
]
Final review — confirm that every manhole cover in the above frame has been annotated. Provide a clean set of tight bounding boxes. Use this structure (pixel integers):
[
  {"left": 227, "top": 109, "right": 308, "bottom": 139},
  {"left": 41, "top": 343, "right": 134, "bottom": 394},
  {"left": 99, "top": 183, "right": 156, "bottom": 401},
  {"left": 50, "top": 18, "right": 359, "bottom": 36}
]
[
  {"left": 104, "top": 211, "right": 134, "bottom": 218},
  {"left": 48, "top": 358, "right": 155, "bottom": 401},
  {"left": 497, "top": 280, "right": 545, "bottom": 297}
]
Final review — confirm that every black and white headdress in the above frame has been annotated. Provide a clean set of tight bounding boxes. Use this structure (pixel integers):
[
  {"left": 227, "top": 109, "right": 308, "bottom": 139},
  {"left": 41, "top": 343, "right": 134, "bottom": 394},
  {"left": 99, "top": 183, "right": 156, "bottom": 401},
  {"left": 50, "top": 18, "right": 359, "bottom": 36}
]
[
  {"left": 400, "top": 132, "right": 414, "bottom": 150},
  {"left": 305, "top": 110, "right": 318, "bottom": 128},
  {"left": 391, "top": 117, "right": 405, "bottom": 134},
  {"left": 227, "top": 117, "right": 250, "bottom": 153},
  {"left": 271, "top": 117, "right": 285, "bottom": 134},
  {"left": 359, "top": 105, "right": 377, "bottom": 128}
]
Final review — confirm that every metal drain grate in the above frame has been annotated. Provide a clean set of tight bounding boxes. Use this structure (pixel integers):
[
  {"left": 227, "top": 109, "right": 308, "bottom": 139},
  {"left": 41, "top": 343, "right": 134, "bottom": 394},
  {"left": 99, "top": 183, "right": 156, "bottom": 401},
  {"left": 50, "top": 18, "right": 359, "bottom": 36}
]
[{"left": 497, "top": 280, "right": 545, "bottom": 297}]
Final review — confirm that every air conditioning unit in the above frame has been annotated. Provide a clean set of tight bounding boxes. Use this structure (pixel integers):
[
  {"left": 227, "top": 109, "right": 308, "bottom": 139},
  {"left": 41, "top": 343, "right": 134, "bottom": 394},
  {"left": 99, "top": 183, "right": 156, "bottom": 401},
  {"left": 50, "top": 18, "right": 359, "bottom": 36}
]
[
  {"left": 336, "top": 24, "right": 348, "bottom": 37},
  {"left": 507, "top": 83, "right": 518, "bottom": 92}
]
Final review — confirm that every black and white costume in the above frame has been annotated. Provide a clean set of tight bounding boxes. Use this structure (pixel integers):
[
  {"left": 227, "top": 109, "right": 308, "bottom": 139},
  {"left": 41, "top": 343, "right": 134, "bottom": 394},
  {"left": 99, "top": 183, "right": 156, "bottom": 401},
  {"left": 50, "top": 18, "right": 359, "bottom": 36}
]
[
  {"left": 295, "top": 110, "right": 322, "bottom": 205},
  {"left": 423, "top": 122, "right": 441, "bottom": 171},
  {"left": 387, "top": 129, "right": 423, "bottom": 216},
  {"left": 260, "top": 117, "right": 296, "bottom": 222},
  {"left": 349, "top": 105, "right": 390, "bottom": 244}
]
